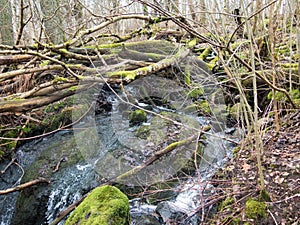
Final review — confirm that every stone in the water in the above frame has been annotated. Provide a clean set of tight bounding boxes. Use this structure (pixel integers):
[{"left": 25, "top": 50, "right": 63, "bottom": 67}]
[{"left": 65, "top": 185, "right": 130, "bottom": 225}]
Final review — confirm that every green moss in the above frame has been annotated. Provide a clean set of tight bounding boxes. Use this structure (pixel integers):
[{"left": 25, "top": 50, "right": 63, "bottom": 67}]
[
  {"left": 187, "top": 87, "right": 204, "bottom": 99},
  {"left": 280, "top": 63, "right": 298, "bottom": 68},
  {"left": 259, "top": 189, "right": 271, "bottom": 202},
  {"left": 129, "top": 109, "right": 147, "bottom": 126},
  {"left": 232, "top": 146, "right": 241, "bottom": 158},
  {"left": 207, "top": 55, "right": 218, "bottom": 70},
  {"left": 197, "top": 100, "right": 211, "bottom": 115},
  {"left": 65, "top": 185, "right": 130, "bottom": 225},
  {"left": 30, "top": 43, "right": 39, "bottom": 49},
  {"left": 187, "top": 38, "right": 197, "bottom": 48},
  {"left": 153, "top": 17, "right": 166, "bottom": 23},
  {"left": 68, "top": 86, "right": 78, "bottom": 92},
  {"left": 184, "top": 67, "right": 191, "bottom": 85},
  {"left": 245, "top": 198, "right": 266, "bottom": 220},
  {"left": 40, "top": 60, "right": 50, "bottom": 67},
  {"left": 53, "top": 76, "right": 68, "bottom": 82},
  {"left": 106, "top": 71, "right": 136, "bottom": 80},
  {"left": 232, "top": 218, "right": 241, "bottom": 224},
  {"left": 229, "top": 103, "right": 242, "bottom": 120},
  {"left": 218, "top": 196, "right": 234, "bottom": 211},
  {"left": 97, "top": 43, "right": 123, "bottom": 49},
  {"left": 198, "top": 47, "right": 211, "bottom": 61},
  {"left": 267, "top": 88, "right": 300, "bottom": 106},
  {"left": 135, "top": 125, "right": 150, "bottom": 139}
]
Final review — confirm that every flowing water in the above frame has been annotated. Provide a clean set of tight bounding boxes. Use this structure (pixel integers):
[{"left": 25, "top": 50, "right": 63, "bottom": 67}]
[{"left": 0, "top": 75, "right": 238, "bottom": 225}]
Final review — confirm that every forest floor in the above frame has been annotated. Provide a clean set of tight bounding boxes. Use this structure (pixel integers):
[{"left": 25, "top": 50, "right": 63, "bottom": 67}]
[{"left": 206, "top": 110, "right": 300, "bottom": 225}]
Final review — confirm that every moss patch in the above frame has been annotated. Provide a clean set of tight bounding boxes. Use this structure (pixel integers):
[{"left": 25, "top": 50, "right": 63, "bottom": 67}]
[
  {"left": 65, "top": 185, "right": 130, "bottom": 225},
  {"left": 218, "top": 196, "right": 234, "bottom": 211},
  {"left": 129, "top": 109, "right": 147, "bottom": 126},
  {"left": 245, "top": 198, "right": 266, "bottom": 220},
  {"left": 187, "top": 87, "right": 204, "bottom": 99}
]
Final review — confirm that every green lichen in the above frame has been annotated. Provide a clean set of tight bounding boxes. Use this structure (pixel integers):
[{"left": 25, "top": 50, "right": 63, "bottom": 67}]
[
  {"left": 129, "top": 109, "right": 147, "bottom": 126},
  {"left": 65, "top": 185, "right": 130, "bottom": 225},
  {"left": 245, "top": 198, "right": 266, "bottom": 220}
]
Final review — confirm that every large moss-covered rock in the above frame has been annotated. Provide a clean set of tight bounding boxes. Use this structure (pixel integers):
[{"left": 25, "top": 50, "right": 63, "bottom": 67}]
[{"left": 65, "top": 185, "right": 130, "bottom": 225}]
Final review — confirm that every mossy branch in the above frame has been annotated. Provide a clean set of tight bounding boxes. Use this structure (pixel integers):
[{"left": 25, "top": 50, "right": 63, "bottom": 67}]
[{"left": 115, "top": 125, "right": 211, "bottom": 183}]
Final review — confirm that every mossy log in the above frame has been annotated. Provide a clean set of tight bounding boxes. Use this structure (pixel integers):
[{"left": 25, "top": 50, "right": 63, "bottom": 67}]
[
  {"left": 106, "top": 46, "right": 190, "bottom": 81},
  {"left": 0, "top": 40, "right": 188, "bottom": 114}
]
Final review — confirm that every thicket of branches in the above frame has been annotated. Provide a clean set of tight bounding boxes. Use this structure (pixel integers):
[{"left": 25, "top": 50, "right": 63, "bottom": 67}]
[
  {"left": 0, "top": 0, "right": 299, "bottom": 197},
  {"left": 0, "top": 0, "right": 299, "bottom": 224}
]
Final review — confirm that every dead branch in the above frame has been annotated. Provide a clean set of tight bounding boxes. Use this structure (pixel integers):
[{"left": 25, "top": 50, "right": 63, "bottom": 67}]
[
  {"left": 52, "top": 14, "right": 153, "bottom": 49},
  {"left": 0, "top": 55, "right": 33, "bottom": 65},
  {"left": 0, "top": 177, "right": 50, "bottom": 195},
  {"left": 0, "top": 86, "right": 78, "bottom": 113}
]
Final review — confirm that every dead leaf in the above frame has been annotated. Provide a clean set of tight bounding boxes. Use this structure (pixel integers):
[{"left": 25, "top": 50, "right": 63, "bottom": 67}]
[
  {"left": 274, "top": 175, "right": 284, "bottom": 184},
  {"left": 242, "top": 162, "right": 251, "bottom": 173}
]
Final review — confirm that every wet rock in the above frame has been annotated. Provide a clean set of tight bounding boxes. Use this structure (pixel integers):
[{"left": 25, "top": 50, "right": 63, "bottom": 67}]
[
  {"left": 10, "top": 131, "right": 99, "bottom": 225},
  {"left": 156, "top": 201, "right": 193, "bottom": 224},
  {"left": 132, "top": 215, "right": 160, "bottom": 225}
]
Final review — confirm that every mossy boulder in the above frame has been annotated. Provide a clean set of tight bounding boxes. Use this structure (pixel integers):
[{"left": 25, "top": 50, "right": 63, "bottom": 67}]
[
  {"left": 129, "top": 109, "right": 147, "bottom": 126},
  {"left": 65, "top": 185, "right": 130, "bottom": 225}
]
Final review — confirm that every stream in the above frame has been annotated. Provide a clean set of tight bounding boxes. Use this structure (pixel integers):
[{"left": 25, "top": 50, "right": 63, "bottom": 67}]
[{"left": 0, "top": 73, "right": 238, "bottom": 224}]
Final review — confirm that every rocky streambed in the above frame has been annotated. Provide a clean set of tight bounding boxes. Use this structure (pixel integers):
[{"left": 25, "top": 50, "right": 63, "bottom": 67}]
[{"left": 0, "top": 60, "right": 238, "bottom": 225}]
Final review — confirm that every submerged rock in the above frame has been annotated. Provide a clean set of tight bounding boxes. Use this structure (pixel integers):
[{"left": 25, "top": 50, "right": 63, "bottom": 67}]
[{"left": 65, "top": 185, "right": 130, "bottom": 225}]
